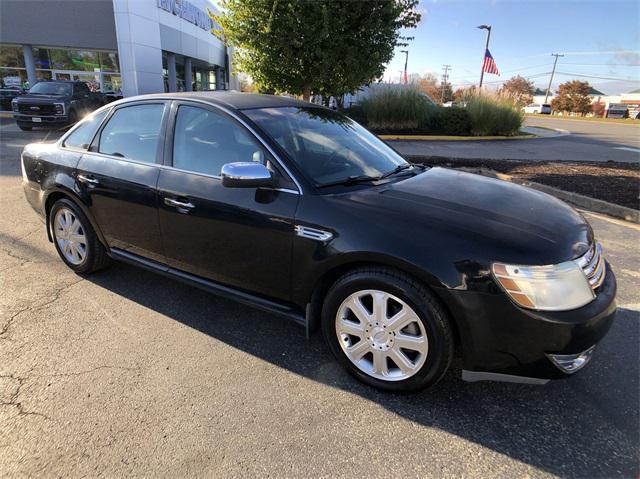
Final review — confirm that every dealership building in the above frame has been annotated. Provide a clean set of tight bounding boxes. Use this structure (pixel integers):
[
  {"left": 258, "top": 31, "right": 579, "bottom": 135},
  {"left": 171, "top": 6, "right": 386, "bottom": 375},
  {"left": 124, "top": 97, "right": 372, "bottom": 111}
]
[{"left": 0, "top": 0, "right": 237, "bottom": 96}]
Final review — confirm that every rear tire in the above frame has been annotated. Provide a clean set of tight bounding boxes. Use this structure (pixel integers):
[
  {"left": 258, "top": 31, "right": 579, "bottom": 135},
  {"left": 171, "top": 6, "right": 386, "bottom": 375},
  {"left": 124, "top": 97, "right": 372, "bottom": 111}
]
[
  {"left": 49, "top": 198, "right": 110, "bottom": 274},
  {"left": 322, "top": 267, "right": 454, "bottom": 392}
]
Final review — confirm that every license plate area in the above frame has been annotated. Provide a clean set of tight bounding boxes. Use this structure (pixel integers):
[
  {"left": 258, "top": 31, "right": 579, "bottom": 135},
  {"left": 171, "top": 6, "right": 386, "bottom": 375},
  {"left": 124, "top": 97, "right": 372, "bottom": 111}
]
[{"left": 32, "top": 117, "right": 42, "bottom": 123}]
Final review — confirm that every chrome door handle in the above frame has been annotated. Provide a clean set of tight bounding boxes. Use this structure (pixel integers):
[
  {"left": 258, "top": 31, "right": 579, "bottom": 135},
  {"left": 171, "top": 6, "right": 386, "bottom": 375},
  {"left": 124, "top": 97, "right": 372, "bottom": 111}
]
[
  {"left": 164, "top": 197, "right": 195, "bottom": 210},
  {"left": 77, "top": 174, "right": 99, "bottom": 185}
]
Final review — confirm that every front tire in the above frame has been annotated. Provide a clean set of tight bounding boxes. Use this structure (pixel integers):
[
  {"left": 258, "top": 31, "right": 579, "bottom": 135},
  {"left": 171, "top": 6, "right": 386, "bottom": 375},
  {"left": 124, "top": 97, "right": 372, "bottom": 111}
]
[
  {"left": 322, "top": 268, "right": 454, "bottom": 392},
  {"left": 50, "top": 199, "right": 110, "bottom": 274},
  {"left": 17, "top": 123, "right": 32, "bottom": 131}
]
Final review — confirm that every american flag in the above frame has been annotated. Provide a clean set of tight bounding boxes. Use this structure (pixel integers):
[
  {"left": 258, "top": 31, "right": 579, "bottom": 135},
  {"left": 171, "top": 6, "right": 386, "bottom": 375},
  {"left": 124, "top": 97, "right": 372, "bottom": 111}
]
[{"left": 482, "top": 49, "right": 500, "bottom": 75}]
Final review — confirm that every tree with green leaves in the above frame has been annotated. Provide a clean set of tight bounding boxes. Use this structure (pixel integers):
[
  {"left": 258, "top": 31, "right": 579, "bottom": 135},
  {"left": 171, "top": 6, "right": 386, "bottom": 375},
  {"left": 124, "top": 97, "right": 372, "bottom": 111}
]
[
  {"left": 551, "top": 80, "right": 592, "bottom": 115},
  {"left": 210, "top": 0, "right": 421, "bottom": 99}
]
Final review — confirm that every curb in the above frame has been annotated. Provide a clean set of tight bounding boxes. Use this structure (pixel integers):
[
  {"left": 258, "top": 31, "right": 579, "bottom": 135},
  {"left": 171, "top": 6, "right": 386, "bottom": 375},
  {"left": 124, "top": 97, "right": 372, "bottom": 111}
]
[
  {"left": 379, "top": 133, "right": 537, "bottom": 141},
  {"left": 460, "top": 167, "right": 639, "bottom": 224}
]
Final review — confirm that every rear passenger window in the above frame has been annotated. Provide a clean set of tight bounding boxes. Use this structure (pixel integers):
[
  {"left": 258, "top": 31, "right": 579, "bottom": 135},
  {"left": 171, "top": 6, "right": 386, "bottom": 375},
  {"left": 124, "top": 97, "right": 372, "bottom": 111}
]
[
  {"left": 98, "top": 104, "right": 164, "bottom": 163},
  {"left": 63, "top": 110, "right": 108, "bottom": 150}
]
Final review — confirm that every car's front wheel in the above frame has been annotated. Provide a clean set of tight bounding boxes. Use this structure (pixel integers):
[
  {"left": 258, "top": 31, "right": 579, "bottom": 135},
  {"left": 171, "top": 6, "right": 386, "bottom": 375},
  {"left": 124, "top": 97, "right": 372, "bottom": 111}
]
[
  {"left": 50, "top": 199, "right": 110, "bottom": 274},
  {"left": 17, "top": 123, "right": 32, "bottom": 131},
  {"left": 322, "top": 268, "right": 454, "bottom": 392}
]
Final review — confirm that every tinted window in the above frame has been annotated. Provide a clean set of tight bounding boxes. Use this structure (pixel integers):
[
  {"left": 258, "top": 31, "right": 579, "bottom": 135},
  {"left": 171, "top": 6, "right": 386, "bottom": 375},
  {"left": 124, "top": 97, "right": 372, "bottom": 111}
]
[
  {"left": 99, "top": 104, "right": 164, "bottom": 163},
  {"left": 29, "top": 82, "right": 72, "bottom": 96},
  {"left": 173, "top": 105, "right": 265, "bottom": 176},
  {"left": 245, "top": 107, "right": 406, "bottom": 186},
  {"left": 63, "top": 109, "right": 108, "bottom": 150}
]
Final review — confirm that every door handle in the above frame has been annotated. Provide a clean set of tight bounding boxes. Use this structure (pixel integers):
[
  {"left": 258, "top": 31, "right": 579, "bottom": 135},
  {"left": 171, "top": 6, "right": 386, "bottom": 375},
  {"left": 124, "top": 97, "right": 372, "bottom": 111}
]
[
  {"left": 164, "top": 197, "right": 195, "bottom": 210},
  {"left": 77, "top": 174, "right": 99, "bottom": 186}
]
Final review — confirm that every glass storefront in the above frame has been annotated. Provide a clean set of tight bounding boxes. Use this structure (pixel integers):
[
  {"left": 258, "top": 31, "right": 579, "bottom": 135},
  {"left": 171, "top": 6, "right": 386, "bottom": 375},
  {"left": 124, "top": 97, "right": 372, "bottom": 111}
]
[
  {"left": 162, "top": 51, "right": 223, "bottom": 93},
  {"left": 0, "top": 45, "right": 121, "bottom": 93}
]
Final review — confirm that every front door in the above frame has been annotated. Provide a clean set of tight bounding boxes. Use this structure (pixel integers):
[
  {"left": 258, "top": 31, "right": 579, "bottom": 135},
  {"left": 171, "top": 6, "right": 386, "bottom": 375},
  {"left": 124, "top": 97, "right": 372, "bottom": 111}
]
[
  {"left": 76, "top": 102, "right": 169, "bottom": 263},
  {"left": 157, "top": 102, "right": 299, "bottom": 301}
]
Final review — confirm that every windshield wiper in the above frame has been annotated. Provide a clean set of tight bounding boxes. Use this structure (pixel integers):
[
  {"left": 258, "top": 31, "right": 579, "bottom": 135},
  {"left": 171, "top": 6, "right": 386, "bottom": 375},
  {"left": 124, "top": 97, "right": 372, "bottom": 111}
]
[
  {"left": 379, "top": 163, "right": 413, "bottom": 179},
  {"left": 316, "top": 174, "right": 381, "bottom": 189}
]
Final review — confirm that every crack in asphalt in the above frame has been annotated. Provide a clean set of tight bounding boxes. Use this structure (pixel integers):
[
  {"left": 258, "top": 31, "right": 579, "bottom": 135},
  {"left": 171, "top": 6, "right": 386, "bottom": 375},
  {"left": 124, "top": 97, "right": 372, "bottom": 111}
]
[
  {"left": 1, "top": 278, "right": 84, "bottom": 340},
  {"left": 0, "top": 369, "right": 50, "bottom": 421}
]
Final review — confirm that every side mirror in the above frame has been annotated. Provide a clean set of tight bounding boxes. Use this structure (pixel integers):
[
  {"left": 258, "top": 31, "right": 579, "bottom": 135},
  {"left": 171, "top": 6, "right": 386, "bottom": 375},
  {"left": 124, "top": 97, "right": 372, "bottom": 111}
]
[{"left": 221, "top": 162, "right": 274, "bottom": 188}]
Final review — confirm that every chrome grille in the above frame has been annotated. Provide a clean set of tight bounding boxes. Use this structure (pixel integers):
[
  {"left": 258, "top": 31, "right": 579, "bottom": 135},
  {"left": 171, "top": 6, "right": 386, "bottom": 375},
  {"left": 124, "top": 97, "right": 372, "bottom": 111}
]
[{"left": 575, "top": 242, "right": 605, "bottom": 289}]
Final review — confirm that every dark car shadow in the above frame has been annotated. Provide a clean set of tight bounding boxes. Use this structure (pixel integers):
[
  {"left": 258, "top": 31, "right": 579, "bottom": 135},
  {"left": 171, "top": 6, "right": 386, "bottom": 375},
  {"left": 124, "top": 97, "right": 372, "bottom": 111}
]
[{"left": 86, "top": 261, "right": 640, "bottom": 478}]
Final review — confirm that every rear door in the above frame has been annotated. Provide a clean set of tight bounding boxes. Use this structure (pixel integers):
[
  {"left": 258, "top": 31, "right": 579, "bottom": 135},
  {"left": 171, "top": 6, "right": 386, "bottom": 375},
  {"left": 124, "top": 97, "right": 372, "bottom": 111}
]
[
  {"left": 156, "top": 101, "right": 300, "bottom": 301},
  {"left": 76, "top": 101, "right": 169, "bottom": 262}
]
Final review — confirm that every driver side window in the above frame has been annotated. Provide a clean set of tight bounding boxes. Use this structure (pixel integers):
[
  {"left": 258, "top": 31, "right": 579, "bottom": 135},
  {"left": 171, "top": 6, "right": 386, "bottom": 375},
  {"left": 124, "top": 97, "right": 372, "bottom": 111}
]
[{"left": 172, "top": 105, "right": 266, "bottom": 177}]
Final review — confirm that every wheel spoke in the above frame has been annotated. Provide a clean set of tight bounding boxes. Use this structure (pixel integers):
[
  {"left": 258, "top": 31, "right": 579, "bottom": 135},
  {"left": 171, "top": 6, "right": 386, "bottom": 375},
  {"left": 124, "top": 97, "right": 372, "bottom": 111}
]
[
  {"left": 371, "top": 291, "right": 388, "bottom": 324},
  {"left": 70, "top": 219, "right": 82, "bottom": 234},
  {"left": 388, "top": 348, "right": 416, "bottom": 374},
  {"left": 345, "top": 296, "right": 371, "bottom": 324},
  {"left": 372, "top": 350, "right": 388, "bottom": 376},
  {"left": 394, "top": 333, "right": 428, "bottom": 353},
  {"left": 386, "top": 307, "right": 413, "bottom": 332},
  {"left": 345, "top": 339, "right": 370, "bottom": 362},
  {"left": 69, "top": 233, "right": 85, "bottom": 243},
  {"left": 338, "top": 319, "right": 365, "bottom": 338}
]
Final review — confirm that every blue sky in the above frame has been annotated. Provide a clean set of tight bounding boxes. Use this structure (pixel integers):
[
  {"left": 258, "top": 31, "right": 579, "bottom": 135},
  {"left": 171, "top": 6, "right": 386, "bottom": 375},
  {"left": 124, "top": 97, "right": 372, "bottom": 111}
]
[{"left": 384, "top": 0, "right": 640, "bottom": 94}]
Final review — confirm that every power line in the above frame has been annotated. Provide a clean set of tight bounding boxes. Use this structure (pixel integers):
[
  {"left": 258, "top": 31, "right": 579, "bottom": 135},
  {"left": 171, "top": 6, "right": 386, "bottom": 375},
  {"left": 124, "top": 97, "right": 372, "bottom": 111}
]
[{"left": 554, "top": 71, "right": 640, "bottom": 82}]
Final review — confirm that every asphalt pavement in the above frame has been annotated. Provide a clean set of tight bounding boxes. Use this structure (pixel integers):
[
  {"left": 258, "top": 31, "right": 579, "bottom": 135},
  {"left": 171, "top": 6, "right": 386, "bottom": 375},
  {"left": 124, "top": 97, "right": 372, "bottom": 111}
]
[
  {"left": 1, "top": 120, "right": 639, "bottom": 477},
  {"left": 391, "top": 116, "right": 640, "bottom": 163}
]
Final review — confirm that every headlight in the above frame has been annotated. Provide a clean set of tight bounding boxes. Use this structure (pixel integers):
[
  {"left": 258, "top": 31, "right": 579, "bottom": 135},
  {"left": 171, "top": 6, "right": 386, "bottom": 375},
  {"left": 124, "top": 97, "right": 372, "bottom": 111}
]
[
  {"left": 11, "top": 99, "right": 18, "bottom": 112},
  {"left": 54, "top": 103, "right": 65, "bottom": 115},
  {"left": 492, "top": 261, "right": 594, "bottom": 311}
]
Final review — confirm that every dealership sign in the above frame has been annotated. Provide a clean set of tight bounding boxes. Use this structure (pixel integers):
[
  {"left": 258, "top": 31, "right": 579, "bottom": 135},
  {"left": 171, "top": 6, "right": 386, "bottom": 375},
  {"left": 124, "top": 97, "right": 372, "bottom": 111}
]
[{"left": 157, "top": 0, "right": 213, "bottom": 32}]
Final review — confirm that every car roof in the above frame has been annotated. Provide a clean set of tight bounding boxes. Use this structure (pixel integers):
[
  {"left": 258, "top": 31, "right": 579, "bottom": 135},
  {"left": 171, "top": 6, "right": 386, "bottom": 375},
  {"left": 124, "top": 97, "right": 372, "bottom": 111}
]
[{"left": 116, "top": 91, "right": 315, "bottom": 111}]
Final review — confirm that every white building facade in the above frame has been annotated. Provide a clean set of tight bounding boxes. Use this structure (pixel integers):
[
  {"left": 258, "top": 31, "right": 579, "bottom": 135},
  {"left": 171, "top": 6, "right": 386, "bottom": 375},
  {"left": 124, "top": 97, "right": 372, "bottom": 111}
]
[{"left": 0, "top": 0, "right": 238, "bottom": 96}]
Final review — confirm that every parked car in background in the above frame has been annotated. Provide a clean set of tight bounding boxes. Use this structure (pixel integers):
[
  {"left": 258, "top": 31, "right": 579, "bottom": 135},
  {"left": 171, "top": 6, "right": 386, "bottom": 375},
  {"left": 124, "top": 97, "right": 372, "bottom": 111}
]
[
  {"left": 103, "top": 90, "right": 124, "bottom": 104},
  {"left": 12, "top": 80, "right": 104, "bottom": 131},
  {"left": 523, "top": 103, "right": 552, "bottom": 114},
  {"left": 0, "top": 87, "right": 24, "bottom": 111},
  {"left": 20, "top": 92, "right": 616, "bottom": 392}
]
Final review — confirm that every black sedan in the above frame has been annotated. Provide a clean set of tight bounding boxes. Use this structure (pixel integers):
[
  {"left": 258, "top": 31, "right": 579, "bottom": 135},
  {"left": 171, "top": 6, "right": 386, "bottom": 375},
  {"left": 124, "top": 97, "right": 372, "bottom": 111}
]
[{"left": 20, "top": 92, "right": 616, "bottom": 392}]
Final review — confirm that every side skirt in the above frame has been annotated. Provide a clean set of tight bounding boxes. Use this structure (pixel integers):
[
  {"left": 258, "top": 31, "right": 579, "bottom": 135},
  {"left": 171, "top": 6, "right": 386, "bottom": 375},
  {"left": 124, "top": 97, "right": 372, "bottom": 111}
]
[
  {"left": 109, "top": 248, "right": 306, "bottom": 327},
  {"left": 461, "top": 370, "right": 550, "bottom": 385}
]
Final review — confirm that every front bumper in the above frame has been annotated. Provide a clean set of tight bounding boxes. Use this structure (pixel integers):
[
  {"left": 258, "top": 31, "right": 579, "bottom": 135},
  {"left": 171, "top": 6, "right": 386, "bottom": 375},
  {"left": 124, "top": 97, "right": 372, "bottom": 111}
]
[
  {"left": 14, "top": 113, "right": 69, "bottom": 125},
  {"left": 443, "top": 263, "right": 617, "bottom": 382}
]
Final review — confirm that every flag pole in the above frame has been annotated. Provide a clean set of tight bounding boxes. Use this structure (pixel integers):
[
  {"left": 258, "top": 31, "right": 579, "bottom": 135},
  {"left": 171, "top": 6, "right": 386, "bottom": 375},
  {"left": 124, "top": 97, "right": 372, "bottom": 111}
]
[{"left": 477, "top": 25, "right": 492, "bottom": 89}]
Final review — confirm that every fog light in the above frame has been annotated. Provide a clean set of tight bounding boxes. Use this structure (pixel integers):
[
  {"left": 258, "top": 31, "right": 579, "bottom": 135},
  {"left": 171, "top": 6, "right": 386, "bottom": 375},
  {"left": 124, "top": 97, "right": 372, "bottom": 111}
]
[{"left": 547, "top": 345, "right": 596, "bottom": 374}]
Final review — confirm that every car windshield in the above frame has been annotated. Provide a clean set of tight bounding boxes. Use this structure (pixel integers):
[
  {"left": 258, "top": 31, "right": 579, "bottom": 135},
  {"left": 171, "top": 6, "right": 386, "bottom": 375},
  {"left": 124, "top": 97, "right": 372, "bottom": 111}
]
[
  {"left": 244, "top": 107, "right": 407, "bottom": 186},
  {"left": 29, "top": 82, "right": 72, "bottom": 96}
]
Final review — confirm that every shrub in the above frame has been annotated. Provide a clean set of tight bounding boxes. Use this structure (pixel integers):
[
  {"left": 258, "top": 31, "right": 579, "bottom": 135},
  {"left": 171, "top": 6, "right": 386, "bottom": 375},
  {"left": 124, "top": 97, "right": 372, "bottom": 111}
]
[
  {"left": 465, "top": 93, "right": 524, "bottom": 136},
  {"left": 438, "top": 107, "right": 472, "bottom": 135},
  {"left": 359, "top": 86, "right": 433, "bottom": 130}
]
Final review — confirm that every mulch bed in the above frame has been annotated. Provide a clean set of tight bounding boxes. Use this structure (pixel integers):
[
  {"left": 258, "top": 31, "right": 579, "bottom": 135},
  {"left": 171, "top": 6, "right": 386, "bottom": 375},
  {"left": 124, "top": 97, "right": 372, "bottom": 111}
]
[{"left": 406, "top": 157, "right": 639, "bottom": 210}]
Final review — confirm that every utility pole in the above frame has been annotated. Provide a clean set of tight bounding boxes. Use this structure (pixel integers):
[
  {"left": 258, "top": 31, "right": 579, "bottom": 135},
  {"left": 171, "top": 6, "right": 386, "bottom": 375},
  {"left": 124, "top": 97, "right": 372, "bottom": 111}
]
[
  {"left": 477, "top": 24, "right": 492, "bottom": 89},
  {"left": 441, "top": 64, "right": 451, "bottom": 103},
  {"left": 545, "top": 53, "right": 564, "bottom": 104}
]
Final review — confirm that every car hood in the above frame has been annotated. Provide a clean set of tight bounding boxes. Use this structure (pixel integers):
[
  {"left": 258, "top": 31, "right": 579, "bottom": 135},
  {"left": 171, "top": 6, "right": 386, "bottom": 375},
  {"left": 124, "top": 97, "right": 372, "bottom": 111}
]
[
  {"left": 17, "top": 94, "right": 67, "bottom": 102},
  {"left": 342, "top": 167, "right": 593, "bottom": 265}
]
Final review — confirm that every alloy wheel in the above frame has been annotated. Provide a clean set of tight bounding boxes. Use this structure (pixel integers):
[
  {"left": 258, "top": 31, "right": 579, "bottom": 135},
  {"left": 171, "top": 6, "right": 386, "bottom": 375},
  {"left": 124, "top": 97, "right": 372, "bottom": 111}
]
[
  {"left": 54, "top": 207, "right": 87, "bottom": 265},
  {"left": 335, "top": 289, "right": 429, "bottom": 381}
]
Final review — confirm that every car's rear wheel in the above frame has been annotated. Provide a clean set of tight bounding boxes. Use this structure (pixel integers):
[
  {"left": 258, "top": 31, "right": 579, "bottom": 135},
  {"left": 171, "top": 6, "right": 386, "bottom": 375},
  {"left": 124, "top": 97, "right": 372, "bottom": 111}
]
[
  {"left": 322, "top": 268, "right": 454, "bottom": 392},
  {"left": 50, "top": 199, "right": 110, "bottom": 274}
]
